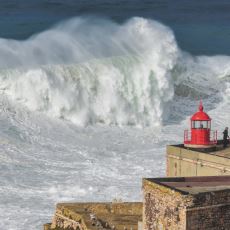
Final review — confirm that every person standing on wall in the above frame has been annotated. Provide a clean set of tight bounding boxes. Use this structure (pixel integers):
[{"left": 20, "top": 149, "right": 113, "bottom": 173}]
[{"left": 223, "top": 127, "right": 229, "bottom": 148}]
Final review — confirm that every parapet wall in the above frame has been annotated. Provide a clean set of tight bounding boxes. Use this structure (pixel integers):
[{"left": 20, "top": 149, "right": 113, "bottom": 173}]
[
  {"left": 167, "top": 145, "right": 230, "bottom": 177},
  {"left": 48, "top": 202, "right": 142, "bottom": 230}
]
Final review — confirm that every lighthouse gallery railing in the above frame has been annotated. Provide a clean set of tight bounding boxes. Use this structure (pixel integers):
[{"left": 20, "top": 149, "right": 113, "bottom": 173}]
[{"left": 184, "top": 130, "right": 217, "bottom": 145}]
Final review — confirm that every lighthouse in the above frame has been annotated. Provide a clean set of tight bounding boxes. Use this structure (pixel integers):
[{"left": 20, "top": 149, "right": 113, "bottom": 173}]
[{"left": 184, "top": 101, "right": 217, "bottom": 149}]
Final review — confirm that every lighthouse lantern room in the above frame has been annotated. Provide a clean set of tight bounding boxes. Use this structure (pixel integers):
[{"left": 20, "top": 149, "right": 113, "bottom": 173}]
[{"left": 184, "top": 101, "right": 217, "bottom": 149}]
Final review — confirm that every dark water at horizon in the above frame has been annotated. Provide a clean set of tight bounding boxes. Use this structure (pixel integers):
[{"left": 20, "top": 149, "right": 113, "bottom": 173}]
[{"left": 0, "top": 0, "right": 230, "bottom": 55}]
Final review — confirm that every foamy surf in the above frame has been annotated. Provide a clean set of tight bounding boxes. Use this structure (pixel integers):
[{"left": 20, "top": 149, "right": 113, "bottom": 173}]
[{"left": 0, "top": 17, "right": 230, "bottom": 230}]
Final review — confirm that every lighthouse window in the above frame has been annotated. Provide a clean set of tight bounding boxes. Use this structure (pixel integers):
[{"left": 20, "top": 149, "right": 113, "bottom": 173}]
[
  {"left": 200, "top": 121, "right": 208, "bottom": 128},
  {"left": 192, "top": 121, "right": 208, "bottom": 129}
]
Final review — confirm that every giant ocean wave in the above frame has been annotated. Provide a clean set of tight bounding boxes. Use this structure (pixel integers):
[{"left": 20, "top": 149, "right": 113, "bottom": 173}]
[{"left": 0, "top": 17, "right": 229, "bottom": 127}]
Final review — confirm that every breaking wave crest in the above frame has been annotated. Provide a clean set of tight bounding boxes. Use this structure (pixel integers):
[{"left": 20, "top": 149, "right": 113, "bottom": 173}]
[{"left": 0, "top": 17, "right": 178, "bottom": 126}]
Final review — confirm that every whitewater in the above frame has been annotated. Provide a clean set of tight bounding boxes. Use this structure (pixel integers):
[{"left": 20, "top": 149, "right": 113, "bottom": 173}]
[{"left": 0, "top": 17, "right": 230, "bottom": 229}]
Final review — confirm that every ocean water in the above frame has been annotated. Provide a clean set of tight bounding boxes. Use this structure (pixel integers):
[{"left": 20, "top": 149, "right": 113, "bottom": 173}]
[{"left": 0, "top": 1, "right": 230, "bottom": 229}]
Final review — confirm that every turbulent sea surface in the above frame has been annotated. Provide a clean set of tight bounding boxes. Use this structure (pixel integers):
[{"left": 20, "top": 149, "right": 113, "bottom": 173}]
[{"left": 1, "top": 1, "right": 230, "bottom": 229}]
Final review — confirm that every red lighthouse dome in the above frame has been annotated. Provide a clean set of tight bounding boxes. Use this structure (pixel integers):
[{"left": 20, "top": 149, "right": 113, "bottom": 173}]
[
  {"left": 191, "top": 102, "right": 210, "bottom": 121},
  {"left": 184, "top": 101, "right": 217, "bottom": 149}
]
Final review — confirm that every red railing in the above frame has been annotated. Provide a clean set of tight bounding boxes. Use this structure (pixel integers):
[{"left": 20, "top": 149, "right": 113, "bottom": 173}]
[{"left": 184, "top": 130, "right": 217, "bottom": 145}]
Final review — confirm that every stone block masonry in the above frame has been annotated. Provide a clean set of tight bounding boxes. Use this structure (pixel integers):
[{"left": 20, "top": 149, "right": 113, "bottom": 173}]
[
  {"left": 143, "top": 176, "right": 230, "bottom": 230},
  {"left": 45, "top": 202, "right": 142, "bottom": 230}
]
